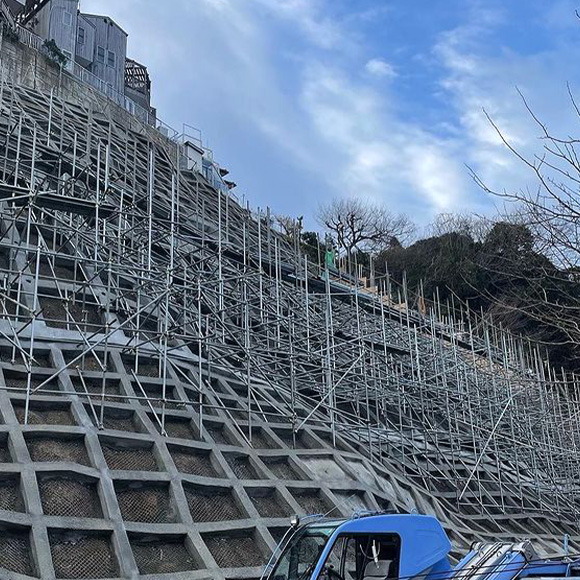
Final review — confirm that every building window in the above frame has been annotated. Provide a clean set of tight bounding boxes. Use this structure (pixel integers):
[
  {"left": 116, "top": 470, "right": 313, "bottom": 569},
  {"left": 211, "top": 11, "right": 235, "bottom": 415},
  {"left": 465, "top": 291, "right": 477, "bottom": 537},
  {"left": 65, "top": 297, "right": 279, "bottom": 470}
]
[
  {"left": 107, "top": 50, "right": 116, "bottom": 67},
  {"left": 63, "top": 11, "right": 72, "bottom": 26},
  {"left": 77, "top": 27, "right": 85, "bottom": 45},
  {"left": 97, "top": 46, "right": 105, "bottom": 64}
]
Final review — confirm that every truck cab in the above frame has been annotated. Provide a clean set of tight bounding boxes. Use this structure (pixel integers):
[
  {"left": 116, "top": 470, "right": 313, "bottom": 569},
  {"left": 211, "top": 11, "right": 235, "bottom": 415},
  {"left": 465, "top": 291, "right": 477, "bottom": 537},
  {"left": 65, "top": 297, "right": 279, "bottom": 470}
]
[
  {"left": 263, "top": 513, "right": 580, "bottom": 580},
  {"left": 263, "top": 514, "right": 452, "bottom": 580}
]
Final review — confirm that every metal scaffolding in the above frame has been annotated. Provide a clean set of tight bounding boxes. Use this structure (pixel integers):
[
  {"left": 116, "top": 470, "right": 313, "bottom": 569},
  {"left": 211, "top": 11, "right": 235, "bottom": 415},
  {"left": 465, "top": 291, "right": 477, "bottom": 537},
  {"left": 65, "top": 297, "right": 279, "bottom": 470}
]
[{"left": 0, "top": 24, "right": 578, "bottom": 580}]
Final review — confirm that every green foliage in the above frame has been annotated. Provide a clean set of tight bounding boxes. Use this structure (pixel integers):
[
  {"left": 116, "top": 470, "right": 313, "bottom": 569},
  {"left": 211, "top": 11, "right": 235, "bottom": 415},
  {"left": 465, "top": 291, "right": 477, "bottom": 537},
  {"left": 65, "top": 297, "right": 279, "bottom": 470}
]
[
  {"left": 484, "top": 222, "right": 534, "bottom": 254},
  {"left": 379, "top": 220, "right": 579, "bottom": 370},
  {"left": 1, "top": 22, "right": 19, "bottom": 43},
  {"left": 42, "top": 39, "right": 67, "bottom": 67},
  {"left": 378, "top": 231, "right": 479, "bottom": 302},
  {"left": 300, "top": 231, "right": 329, "bottom": 265}
]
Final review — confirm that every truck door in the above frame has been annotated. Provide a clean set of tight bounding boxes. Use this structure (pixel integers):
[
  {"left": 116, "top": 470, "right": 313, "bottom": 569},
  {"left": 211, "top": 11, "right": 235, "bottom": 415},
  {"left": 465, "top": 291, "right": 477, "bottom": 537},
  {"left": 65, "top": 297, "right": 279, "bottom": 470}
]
[{"left": 316, "top": 534, "right": 400, "bottom": 580}]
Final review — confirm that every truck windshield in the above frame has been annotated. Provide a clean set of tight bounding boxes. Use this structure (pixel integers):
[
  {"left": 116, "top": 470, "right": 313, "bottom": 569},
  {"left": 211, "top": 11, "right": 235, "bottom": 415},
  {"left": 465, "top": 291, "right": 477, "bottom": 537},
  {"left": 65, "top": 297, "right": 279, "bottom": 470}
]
[{"left": 268, "top": 525, "right": 337, "bottom": 580}]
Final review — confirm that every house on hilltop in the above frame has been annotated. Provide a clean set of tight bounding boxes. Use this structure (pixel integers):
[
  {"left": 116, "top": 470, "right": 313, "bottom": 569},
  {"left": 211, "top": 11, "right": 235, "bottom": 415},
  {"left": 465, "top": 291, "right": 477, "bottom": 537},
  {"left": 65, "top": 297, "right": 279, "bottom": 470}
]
[{"left": 5, "top": 0, "right": 154, "bottom": 116}]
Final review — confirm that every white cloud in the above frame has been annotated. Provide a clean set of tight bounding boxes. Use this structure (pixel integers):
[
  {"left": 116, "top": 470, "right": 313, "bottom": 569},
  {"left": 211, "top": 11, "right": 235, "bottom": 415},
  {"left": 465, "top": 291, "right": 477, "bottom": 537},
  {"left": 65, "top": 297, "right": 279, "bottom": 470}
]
[
  {"left": 254, "top": 0, "right": 342, "bottom": 50},
  {"left": 190, "top": 0, "right": 472, "bottom": 216},
  {"left": 300, "top": 65, "right": 467, "bottom": 213},
  {"left": 433, "top": 5, "right": 580, "bottom": 203},
  {"left": 365, "top": 58, "right": 397, "bottom": 79}
]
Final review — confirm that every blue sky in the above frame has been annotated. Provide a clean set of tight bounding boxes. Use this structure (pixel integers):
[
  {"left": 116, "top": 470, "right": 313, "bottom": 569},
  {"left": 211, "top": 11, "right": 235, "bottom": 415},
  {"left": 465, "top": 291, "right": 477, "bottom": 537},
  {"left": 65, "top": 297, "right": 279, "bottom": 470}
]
[{"left": 84, "top": 0, "right": 580, "bottom": 231}]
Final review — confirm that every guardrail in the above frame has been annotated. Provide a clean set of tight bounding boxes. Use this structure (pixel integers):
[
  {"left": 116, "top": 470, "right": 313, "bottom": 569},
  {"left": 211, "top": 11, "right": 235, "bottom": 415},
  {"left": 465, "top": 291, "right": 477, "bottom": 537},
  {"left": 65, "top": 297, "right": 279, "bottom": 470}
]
[
  {"left": 15, "top": 24, "right": 43, "bottom": 51},
  {"left": 12, "top": 22, "right": 180, "bottom": 140}
]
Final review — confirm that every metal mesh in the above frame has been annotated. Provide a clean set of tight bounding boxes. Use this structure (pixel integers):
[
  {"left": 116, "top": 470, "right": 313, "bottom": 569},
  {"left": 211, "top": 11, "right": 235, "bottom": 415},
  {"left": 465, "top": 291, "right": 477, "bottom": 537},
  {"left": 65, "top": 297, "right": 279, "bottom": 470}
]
[
  {"left": 26, "top": 436, "right": 90, "bottom": 466},
  {"left": 0, "top": 349, "right": 13, "bottom": 363},
  {"left": 3, "top": 371, "right": 58, "bottom": 392},
  {"left": 205, "top": 422, "right": 231, "bottom": 445},
  {"left": 204, "top": 532, "right": 266, "bottom": 568},
  {"left": 0, "top": 348, "right": 14, "bottom": 363},
  {"left": 14, "top": 403, "right": 76, "bottom": 426},
  {"left": 73, "top": 378, "right": 124, "bottom": 403},
  {"left": 115, "top": 483, "right": 176, "bottom": 523},
  {"left": 68, "top": 301, "right": 103, "bottom": 328},
  {"left": 64, "top": 351, "right": 110, "bottom": 371},
  {"left": 245, "top": 427, "right": 278, "bottom": 449},
  {"left": 268, "top": 527, "right": 289, "bottom": 545},
  {"left": 291, "top": 489, "right": 331, "bottom": 515},
  {"left": 0, "top": 529, "right": 34, "bottom": 577},
  {"left": 32, "top": 257, "right": 77, "bottom": 280},
  {"left": 0, "top": 438, "right": 11, "bottom": 463},
  {"left": 0, "top": 478, "right": 24, "bottom": 512},
  {"left": 102, "top": 443, "right": 158, "bottom": 472},
  {"left": 134, "top": 383, "right": 185, "bottom": 410},
  {"left": 209, "top": 377, "right": 229, "bottom": 394},
  {"left": 31, "top": 351, "right": 52, "bottom": 368},
  {"left": 225, "top": 401, "right": 249, "bottom": 421},
  {"left": 94, "top": 407, "right": 139, "bottom": 432},
  {"left": 301, "top": 457, "right": 349, "bottom": 480},
  {"left": 184, "top": 484, "right": 244, "bottom": 522},
  {"left": 333, "top": 491, "right": 369, "bottom": 513},
  {"left": 273, "top": 429, "right": 311, "bottom": 449},
  {"left": 41, "top": 258, "right": 80, "bottom": 281},
  {"left": 40, "top": 296, "right": 103, "bottom": 332},
  {"left": 200, "top": 395, "right": 218, "bottom": 416},
  {"left": 225, "top": 454, "right": 260, "bottom": 479},
  {"left": 263, "top": 457, "right": 304, "bottom": 480},
  {"left": 2, "top": 370, "right": 28, "bottom": 388},
  {"left": 50, "top": 531, "right": 118, "bottom": 579},
  {"left": 169, "top": 446, "right": 222, "bottom": 477},
  {"left": 130, "top": 535, "right": 199, "bottom": 574},
  {"left": 249, "top": 489, "right": 293, "bottom": 518},
  {"left": 314, "top": 429, "right": 350, "bottom": 451},
  {"left": 0, "top": 349, "right": 50, "bottom": 367},
  {"left": 123, "top": 357, "right": 160, "bottom": 377},
  {"left": 374, "top": 495, "right": 393, "bottom": 512},
  {"left": 154, "top": 415, "right": 198, "bottom": 440},
  {"left": 39, "top": 476, "right": 102, "bottom": 519},
  {"left": 0, "top": 290, "right": 17, "bottom": 317}
]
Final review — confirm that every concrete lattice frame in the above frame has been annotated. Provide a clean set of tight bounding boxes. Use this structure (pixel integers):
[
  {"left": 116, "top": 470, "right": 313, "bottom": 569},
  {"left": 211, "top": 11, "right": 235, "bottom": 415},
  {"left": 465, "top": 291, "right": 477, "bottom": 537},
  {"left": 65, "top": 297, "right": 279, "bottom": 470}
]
[{"left": 0, "top": 32, "right": 578, "bottom": 580}]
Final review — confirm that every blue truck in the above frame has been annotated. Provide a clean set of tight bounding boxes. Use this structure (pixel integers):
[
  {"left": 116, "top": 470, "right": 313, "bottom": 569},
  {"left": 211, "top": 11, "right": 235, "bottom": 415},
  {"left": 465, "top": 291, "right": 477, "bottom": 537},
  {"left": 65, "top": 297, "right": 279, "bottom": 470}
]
[{"left": 261, "top": 513, "right": 579, "bottom": 580}]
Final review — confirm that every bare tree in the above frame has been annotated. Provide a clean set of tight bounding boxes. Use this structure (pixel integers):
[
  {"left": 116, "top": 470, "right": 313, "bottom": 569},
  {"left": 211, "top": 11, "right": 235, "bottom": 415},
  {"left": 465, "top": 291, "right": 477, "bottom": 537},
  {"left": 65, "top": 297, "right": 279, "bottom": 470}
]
[
  {"left": 470, "top": 90, "right": 580, "bottom": 359},
  {"left": 317, "top": 198, "right": 415, "bottom": 266},
  {"left": 429, "top": 212, "right": 491, "bottom": 243},
  {"left": 275, "top": 214, "right": 303, "bottom": 240}
]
